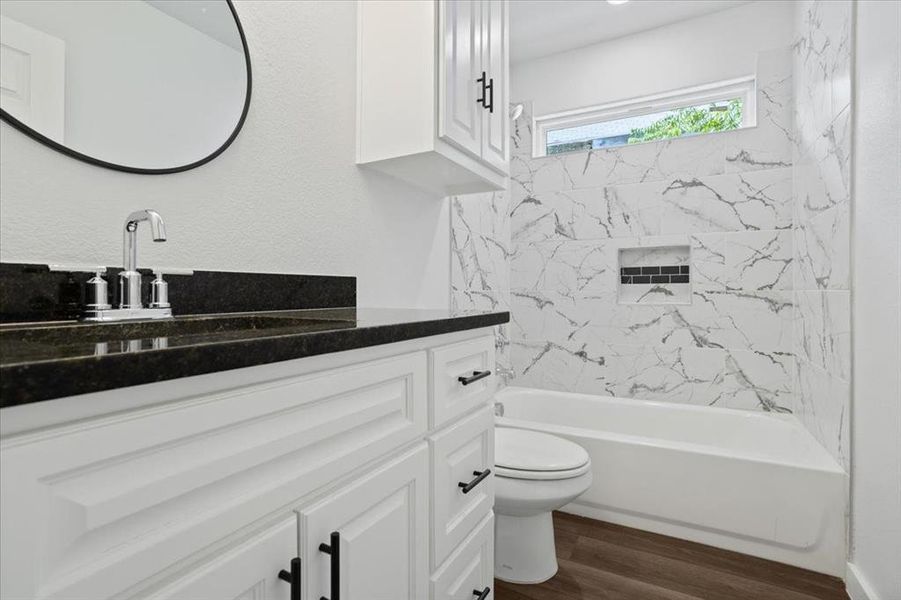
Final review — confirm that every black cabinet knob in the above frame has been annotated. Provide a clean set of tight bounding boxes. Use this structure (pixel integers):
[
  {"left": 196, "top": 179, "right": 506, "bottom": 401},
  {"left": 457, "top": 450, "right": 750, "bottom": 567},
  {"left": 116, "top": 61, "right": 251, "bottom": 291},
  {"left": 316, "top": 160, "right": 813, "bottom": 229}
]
[{"left": 473, "top": 586, "right": 491, "bottom": 599}]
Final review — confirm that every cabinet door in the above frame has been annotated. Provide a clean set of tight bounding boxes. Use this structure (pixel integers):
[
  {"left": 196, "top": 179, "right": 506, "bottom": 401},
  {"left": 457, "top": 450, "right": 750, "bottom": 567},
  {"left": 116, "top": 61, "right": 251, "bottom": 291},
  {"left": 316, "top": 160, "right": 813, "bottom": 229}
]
[
  {"left": 300, "top": 444, "right": 429, "bottom": 600},
  {"left": 147, "top": 516, "right": 296, "bottom": 600},
  {"left": 480, "top": 0, "right": 509, "bottom": 173},
  {"left": 438, "top": 0, "right": 482, "bottom": 158}
]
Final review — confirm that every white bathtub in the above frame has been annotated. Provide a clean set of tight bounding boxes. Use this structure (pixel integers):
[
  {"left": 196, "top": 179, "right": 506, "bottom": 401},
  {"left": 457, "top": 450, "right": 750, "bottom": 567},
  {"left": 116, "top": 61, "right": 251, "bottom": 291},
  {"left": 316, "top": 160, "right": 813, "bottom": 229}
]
[{"left": 494, "top": 386, "right": 847, "bottom": 576}]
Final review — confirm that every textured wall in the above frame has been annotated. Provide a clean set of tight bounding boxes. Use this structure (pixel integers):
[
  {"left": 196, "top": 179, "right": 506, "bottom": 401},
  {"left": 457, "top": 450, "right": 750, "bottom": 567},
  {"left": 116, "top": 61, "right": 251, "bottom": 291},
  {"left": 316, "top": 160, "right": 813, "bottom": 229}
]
[
  {"left": 791, "top": 0, "right": 853, "bottom": 470},
  {"left": 453, "top": 47, "right": 797, "bottom": 410},
  {"left": 849, "top": 2, "right": 901, "bottom": 596},
  {"left": 0, "top": 0, "right": 450, "bottom": 309}
]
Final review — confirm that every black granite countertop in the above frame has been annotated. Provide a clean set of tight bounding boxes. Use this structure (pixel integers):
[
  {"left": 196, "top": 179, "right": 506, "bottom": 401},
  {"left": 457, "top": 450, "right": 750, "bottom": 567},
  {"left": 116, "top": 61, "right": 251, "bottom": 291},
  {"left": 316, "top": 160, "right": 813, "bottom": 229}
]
[{"left": 0, "top": 308, "right": 509, "bottom": 407}]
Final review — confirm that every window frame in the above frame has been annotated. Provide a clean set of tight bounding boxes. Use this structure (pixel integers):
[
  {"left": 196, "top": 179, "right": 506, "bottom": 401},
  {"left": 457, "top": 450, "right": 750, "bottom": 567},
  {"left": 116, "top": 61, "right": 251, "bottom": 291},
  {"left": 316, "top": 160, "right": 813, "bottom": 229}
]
[{"left": 532, "top": 76, "right": 757, "bottom": 158}]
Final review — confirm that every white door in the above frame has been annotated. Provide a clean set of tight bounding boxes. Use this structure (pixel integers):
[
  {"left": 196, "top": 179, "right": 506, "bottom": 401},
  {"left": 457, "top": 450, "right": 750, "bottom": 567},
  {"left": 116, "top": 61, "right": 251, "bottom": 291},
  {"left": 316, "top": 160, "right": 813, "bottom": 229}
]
[
  {"left": 0, "top": 15, "right": 65, "bottom": 142},
  {"left": 438, "top": 0, "right": 482, "bottom": 158},
  {"left": 480, "top": 0, "right": 508, "bottom": 173},
  {"left": 300, "top": 444, "right": 429, "bottom": 600},
  {"left": 147, "top": 516, "right": 297, "bottom": 600}
]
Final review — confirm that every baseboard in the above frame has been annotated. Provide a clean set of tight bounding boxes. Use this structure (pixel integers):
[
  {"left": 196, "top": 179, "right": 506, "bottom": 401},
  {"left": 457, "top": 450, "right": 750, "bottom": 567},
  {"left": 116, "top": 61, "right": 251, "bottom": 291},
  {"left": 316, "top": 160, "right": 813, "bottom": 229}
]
[{"left": 846, "top": 563, "right": 880, "bottom": 600}]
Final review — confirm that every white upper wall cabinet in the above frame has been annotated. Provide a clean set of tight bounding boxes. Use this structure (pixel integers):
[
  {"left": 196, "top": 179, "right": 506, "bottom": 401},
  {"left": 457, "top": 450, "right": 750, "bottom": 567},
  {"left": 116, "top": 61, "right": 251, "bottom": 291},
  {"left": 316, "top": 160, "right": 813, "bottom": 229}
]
[
  {"left": 357, "top": 0, "right": 509, "bottom": 196},
  {"left": 479, "top": 0, "right": 509, "bottom": 172}
]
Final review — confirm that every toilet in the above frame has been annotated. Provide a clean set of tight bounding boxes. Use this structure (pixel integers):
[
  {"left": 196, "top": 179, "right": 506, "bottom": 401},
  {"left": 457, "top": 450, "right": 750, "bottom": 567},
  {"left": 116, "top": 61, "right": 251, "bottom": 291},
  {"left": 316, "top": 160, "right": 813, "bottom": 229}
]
[{"left": 494, "top": 427, "right": 593, "bottom": 584}]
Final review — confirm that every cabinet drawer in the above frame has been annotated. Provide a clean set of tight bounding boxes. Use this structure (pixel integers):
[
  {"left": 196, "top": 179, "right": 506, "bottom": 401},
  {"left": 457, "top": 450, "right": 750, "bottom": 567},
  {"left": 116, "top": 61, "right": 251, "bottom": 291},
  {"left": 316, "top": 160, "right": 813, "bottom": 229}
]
[
  {"left": 431, "top": 513, "right": 494, "bottom": 600},
  {"left": 0, "top": 352, "right": 426, "bottom": 600},
  {"left": 147, "top": 515, "right": 296, "bottom": 600},
  {"left": 430, "top": 405, "right": 494, "bottom": 569},
  {"left": 429, "top": 335, "right": 495, "bottom": 428}
]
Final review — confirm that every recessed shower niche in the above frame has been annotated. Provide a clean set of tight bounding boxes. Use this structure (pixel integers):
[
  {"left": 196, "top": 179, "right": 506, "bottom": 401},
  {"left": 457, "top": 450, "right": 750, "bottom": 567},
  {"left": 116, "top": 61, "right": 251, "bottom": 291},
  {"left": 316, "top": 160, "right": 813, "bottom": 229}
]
[{"left": 618, "top": 245, "right": 691, "bottom": 305}]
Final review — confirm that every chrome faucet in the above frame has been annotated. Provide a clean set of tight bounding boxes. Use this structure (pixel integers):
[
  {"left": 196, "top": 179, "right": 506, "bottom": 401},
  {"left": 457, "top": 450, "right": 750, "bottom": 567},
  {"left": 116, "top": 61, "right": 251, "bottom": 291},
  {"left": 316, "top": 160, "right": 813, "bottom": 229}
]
[
  {"left": 81, "top": 209, "right": 175, "bottom": 322},
  {"left": 119, "top": 210, "right": 167, "bottom": 309},
  {"left": 495, "top": 365, "right": 515, "bottom": 382}
]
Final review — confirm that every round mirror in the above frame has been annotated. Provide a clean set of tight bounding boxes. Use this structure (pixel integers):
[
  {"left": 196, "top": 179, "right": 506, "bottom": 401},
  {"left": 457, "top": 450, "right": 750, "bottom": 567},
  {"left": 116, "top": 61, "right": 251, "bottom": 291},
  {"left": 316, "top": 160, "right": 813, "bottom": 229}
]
[{"left": 0, "top": 0, "right": 251, "bottom": 174}]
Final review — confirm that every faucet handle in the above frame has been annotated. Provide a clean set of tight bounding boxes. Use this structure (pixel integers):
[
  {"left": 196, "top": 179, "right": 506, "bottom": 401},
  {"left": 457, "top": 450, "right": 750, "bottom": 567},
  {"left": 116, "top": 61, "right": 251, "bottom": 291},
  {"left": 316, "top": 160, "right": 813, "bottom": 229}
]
[
  {"left": 86, "top": 270, "right": 112, "bottom": 310},
  {"left": 150, "top": 270, "right": 170, "bottom": 309}
]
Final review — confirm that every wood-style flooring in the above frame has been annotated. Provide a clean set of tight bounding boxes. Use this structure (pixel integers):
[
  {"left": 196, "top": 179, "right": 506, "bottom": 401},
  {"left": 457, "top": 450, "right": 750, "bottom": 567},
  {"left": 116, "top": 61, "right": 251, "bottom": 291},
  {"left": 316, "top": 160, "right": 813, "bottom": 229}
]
[{"left": 494, "top": 512, "right": 848, "bottom": 600}]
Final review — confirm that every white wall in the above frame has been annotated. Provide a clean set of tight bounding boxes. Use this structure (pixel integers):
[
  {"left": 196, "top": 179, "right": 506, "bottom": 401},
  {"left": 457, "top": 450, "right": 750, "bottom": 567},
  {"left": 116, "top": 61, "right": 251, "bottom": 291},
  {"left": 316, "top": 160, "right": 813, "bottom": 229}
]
[
  {"left": 511, "top": 0, "right": 794, "bottom": 115},
  {"left": 849, "top": 2, "right": 901, "bottom": 598},
  {"left": 0, "top": 0, "right": 450, "bottom": 309}
]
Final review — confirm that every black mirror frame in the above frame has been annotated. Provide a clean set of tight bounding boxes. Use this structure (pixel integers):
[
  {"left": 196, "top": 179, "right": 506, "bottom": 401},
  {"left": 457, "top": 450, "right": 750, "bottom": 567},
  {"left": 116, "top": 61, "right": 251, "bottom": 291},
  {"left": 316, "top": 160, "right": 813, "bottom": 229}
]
[{"left": 0, "top": 0, "right": 252, "bottom": 175}]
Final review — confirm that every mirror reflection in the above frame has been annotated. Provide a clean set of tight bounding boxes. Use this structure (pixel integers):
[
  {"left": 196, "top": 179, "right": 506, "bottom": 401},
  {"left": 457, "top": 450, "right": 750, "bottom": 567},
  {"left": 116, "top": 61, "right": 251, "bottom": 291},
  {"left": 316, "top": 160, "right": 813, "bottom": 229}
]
[{"left": 0, "top": 0, "right": 250, "bottom": 172}]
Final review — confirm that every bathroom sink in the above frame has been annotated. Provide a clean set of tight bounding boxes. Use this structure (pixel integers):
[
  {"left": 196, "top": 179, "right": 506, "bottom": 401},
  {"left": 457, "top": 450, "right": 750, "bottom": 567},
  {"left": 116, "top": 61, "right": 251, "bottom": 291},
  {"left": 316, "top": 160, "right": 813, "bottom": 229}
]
[{"left": 0, "top": 312, "right": 356, "bottom": 350}]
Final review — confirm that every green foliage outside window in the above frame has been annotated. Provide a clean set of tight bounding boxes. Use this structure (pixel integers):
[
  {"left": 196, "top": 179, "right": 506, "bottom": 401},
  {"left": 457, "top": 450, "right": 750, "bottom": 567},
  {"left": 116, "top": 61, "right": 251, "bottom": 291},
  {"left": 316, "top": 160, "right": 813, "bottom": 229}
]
[
  {"left": 546, "top": 140, "right": 593, "bottom": 155},
  {"left": 627, "top": 99, "right": 743, "bottom": 144}
]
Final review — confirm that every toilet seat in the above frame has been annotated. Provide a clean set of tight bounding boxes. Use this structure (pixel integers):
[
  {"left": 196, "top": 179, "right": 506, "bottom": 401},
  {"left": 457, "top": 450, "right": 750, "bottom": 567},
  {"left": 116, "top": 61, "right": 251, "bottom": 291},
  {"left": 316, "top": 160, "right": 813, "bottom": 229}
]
[
  {"left": 495, "top": 427, "right": 590, "bottom": 480},
  {"left": 494, "top": 463, "right": 591, "bottom": 480}
]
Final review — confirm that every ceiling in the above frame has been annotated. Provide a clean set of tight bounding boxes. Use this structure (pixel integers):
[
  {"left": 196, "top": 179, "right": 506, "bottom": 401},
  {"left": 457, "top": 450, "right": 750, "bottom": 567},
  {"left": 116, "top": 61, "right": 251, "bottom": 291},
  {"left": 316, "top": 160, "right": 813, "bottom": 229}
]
[
  {"left": 145, "top": 0, "right": 243, "bottom": 51},
  {"left": 510, "top": 0, "right": 751, "bottom": 64}
]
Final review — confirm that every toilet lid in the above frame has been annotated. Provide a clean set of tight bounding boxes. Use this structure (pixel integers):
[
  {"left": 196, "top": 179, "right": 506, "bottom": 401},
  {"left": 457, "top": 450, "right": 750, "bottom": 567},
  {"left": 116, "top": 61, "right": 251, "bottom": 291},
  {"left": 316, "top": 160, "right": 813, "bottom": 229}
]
[{"left": 495, "top": 427, "right": 589, "bottom": 472}]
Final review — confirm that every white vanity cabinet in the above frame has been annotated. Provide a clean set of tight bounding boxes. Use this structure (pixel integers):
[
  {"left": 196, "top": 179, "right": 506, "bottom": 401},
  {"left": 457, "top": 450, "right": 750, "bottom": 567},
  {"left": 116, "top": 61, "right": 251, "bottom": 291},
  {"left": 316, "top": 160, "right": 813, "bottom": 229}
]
[
  {"left": 0, "top": 329, "right": 497, "bottom": 600},
  {"left": 356, "top": 0, "right": 509, "bottom": 196}
]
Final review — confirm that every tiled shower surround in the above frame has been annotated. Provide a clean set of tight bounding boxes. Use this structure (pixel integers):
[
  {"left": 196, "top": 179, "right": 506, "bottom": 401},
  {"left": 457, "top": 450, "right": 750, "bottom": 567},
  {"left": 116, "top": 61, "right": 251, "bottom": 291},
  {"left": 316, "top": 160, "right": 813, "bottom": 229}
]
[
  {"left": 452, "top": 0, "right": 851, "bottom": 470},
  {"left": 791, "top": 0, "right": 853, "bottom": 469}
]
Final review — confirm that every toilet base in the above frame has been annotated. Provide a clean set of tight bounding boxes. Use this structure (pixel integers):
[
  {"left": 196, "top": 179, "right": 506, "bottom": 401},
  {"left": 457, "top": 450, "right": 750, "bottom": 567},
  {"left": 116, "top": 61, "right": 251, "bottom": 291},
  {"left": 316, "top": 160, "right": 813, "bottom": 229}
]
[{"left": 494, "top": 512, "right": 558, "bottom": 584}]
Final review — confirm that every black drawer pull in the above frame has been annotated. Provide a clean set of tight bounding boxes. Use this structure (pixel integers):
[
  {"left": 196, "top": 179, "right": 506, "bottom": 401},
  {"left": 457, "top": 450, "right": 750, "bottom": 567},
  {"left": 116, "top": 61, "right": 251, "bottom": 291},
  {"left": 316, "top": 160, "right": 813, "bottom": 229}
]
[
  {"left": 476, "top": 71, "right": 494, "bottom": 113},
  {"left": 277, "top": 557, "right": 301, "bottom": 600},
  {"left": 476, "top": 71, "right": 487, "bottom": 107},
  {"left": 458, "top": 370, "right": 491, "bottom": 386},
  {"left": 473, "top": 587, "right": 491, "bottom": 600},
  {"left": 319, "top": 531, "right": 340, "bottom": 600},
  {"left": 459, "top": 469, "right": 491, "bottom": 494}
]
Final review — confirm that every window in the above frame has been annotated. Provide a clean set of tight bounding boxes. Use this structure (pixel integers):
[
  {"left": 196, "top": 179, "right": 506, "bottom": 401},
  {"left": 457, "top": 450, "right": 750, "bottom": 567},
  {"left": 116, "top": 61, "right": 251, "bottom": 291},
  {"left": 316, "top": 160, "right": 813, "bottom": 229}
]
[{"left": 533, "top": 77, "right": 756, "bottom": 157}]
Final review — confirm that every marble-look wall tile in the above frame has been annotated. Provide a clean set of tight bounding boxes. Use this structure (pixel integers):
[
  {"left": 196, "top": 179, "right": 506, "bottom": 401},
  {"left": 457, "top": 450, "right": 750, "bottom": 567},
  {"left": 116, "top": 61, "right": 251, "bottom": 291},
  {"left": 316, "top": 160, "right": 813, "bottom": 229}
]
[
  {"left": 722, "top": 230, "right": 793, "bottom": 291},
  {"left": 452, "top": 192, "right": 512, "bottom": 293},
  {"left": 720, "top": 350, "right": 794, "bottom": 412},
  {"left": 794, "top": 290, "right": 851, "bottom": 382},
  {"left": 512, "top": 338, "right": 609, "bottom": 395},
  {"left": 511, "top": 240, "right": 612, "bottom": 294},
  {"left": 520, "top": 131, "right": 726, "bottom": 195},
  {"left": 793, "top": 1, "right": 852, "bottom": 167},
  {"left": 794, "top": 357, "right": 850, "bottom": 470},
  {"left": 790, "top": 0, "right": 852, "bottom": 470},
  {"left": 659, "top": 169, "right": 793, "bottom": 235},
  {"left": 457, "top": 49, "right": 806, "bottom": 416},
  {"left": 604, "top": 346, "right": 728, "bottom": 406},
  {"left": 690, "top": 289, "right": 794, "bottom": 353},
  {"left": 793, "top": 202, "right": 850, "bottom": 291},
  {"left": 511, "top": 186, "right": 661, "bottom": 244},
  {"left": 725, "top": 48, "right": 794, "bottom": 172},
  {"left": 512, "top": 338, "right": 735, "bottom": 407},
  {"left": 451, "top": 190, "right": 514, "bottom": 388}
]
